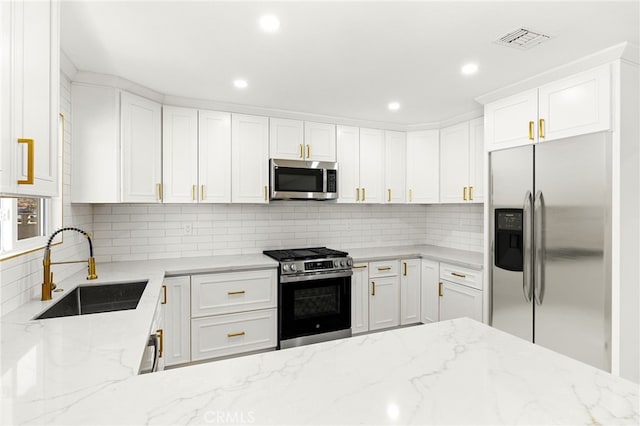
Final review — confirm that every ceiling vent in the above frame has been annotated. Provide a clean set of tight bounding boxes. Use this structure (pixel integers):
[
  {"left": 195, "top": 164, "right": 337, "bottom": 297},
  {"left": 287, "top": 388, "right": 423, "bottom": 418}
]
[{"left": 495, "top": 28, "right": 551, "bottom": 50}]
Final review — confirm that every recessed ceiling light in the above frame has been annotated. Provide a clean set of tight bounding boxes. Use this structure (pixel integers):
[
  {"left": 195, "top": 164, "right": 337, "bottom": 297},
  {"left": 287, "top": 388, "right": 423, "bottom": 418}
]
[
  {"left": 233, "top": 79, "right": 248, "bottom": 89},
  {"left": 259, "top": 15, "right": 280, "bottom": 32},
  {"left": 461, "top": 63, "right": 479, "bottom": 75},
  {"left": 388, "top": 102, "right": 400, "bottom": 111}
]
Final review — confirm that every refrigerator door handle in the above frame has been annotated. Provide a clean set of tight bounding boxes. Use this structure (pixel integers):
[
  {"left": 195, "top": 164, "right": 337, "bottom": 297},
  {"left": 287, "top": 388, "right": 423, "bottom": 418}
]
[
  {"left": 534, "top": 190, "right": 545, "bottom": 305},
  {"left": 522, "top": 190, "right": 533, "bottom": 302}
]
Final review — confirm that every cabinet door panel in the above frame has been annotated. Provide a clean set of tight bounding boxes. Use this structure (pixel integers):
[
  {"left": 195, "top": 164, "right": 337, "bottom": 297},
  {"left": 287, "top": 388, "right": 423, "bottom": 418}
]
[
  {"left": 468, "top": 117, "right": 484, "bottom": 203},
  {"left": 400, "top": 259, "right": 421, "bottom": 325},
  {"left": 369, "top": 275, "right": 399, "bottom": 330},
  {"left": 538, "top": 64, "right": 610, "bottom": 141},
  {"left": 305, "top": 121, "right": 336, "bottom": 162},
  {"left": 359, "top": 128, "right": 384, "bottom": 204},
  {"left": 199, "top": 110, "right": 231, "bottom": 203},
  {"left": 336, "top": 125, "right": 360, "bottom": 203},
  {"left": 485, "top": 89, "right": 538, "bottom": 151},
  {"left": 163, "top": 106, "right": 198, "bottom": 203},
  {"left": 121, "top": 92, "right": 162, "bottom": 202},
  {"left": 231, "top": 114, "right": 269, "bottom": 203},
  {"left": 406, "top": 130, "right": 439, "bottom": 203},
  {"left": 420, "top": 259, "right": 439, "bottom": 323},
  {"left": 351, "top": 264, "right": 369, "bottom": 334},
  {"left": 163, "top": 277, "right": 191, "bottom": 366},
  {"left": 384, "top": 130, "right": 406, "bottom": 203},
  {"left": 269, "top": 118, "right": 304, "bottom": 160},
  {"left": 439, "top": 281, "right": 482, "bottom": 322},
  {"left": 439, "top": 122, "right": 470, "bottom": 203}
]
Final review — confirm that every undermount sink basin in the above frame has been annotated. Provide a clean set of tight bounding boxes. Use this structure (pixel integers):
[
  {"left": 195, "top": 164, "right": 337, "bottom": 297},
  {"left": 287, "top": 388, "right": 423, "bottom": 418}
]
[{"left": 34, "top": 281, "right": 148, "bottom": 320}]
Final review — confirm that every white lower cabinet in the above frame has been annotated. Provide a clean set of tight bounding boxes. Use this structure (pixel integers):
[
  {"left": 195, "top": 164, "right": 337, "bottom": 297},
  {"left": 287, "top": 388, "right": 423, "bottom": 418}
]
[
  {"left": 400, "top": 259, "right": 421, "bottom": 325},
  {"left": 191, "top": 309, "right": 277, "bottom": 361},
  {"left": 351, "top": 264, "right": 370, "bottom": 334},
  {"left": 438, "top": 281, "right": 483, "bottom": 322},
  {"left": 163, "top": 277, "right": 191, "bottom": 367},
  {"left": 420, "top": 259, "right": 439, "bottom": 323},
  {"left": 369, "top": 260, "right": 400, "bottom": 331}
]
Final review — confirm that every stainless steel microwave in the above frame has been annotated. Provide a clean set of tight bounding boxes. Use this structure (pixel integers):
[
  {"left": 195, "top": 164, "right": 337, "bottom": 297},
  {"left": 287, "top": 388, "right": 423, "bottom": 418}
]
[{"left": 270, "top": 159, "right": 338, "bottom": 200}]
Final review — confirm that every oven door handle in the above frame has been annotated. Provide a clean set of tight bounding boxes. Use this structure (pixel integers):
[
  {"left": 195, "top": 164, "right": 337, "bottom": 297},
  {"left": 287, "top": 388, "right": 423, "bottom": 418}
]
[{"left": 280, "top": 270, "right": 353, "bottom": 283}]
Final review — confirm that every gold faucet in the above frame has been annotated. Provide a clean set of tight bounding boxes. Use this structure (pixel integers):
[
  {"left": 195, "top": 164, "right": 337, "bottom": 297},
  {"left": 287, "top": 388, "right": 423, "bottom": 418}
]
[{"left": 42, "top": 227, "right": 98, "bottom": 301}]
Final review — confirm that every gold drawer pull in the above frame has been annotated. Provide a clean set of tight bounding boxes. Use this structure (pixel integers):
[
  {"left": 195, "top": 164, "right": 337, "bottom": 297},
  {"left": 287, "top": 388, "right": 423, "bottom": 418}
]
[
  {"left": 156, "top": 329, "right": 164, "bottom": 357},
  {"left": 438, "top": 282, "right": 443, "bottom": 297},
  {"left": 469, "top": 186, "right": 474, "bottom": 201},
  {"left": 528, "top": 121, "right": 534, "bottom": 141},
  {"left": 387, "top": 189, "right": 391, "bottom": 202},
  {"left": 408, "top": 189, "right": 412, "bottom": 202},
  {"left": 403, "top": 262, "right": 407, "bottom": 276},
  {"left": 307, "top": 144, "right": 310, "bottom": 158},
  {"left": 371, "top": 281, "right": 375, "bottom": 296},
  {"left": 201, "top": 185, "right": 205, "bottom": 201},
  {"left": 377, "top": 266, "right": 392, "bottom": 271},
  {"left": 156, "top": 183, "right": 162, "bottom": 201},
  {"left": 352, "top": 265, "right": 367, "bottom": 269},
  {"left": 161, "top": 285, "right": 167, "bottom": 304},
  {"left": 451, "top": 272, "right": 466, "bottom": 278},
  {"left": 264, "top": 185, "right": 268, "bottom": 201},
  {"left": 227, "top": 331, "right": 245, "bottom": 338},
  {"left": 228, "top": 290, "right": 246, "bottom": 295},
  {"left": 356, "top": 188, "right": 360, "bottom": 202},
  {"left": 463, "top": 186, "right": 467, "bottom": 201},
  {"left": 192, "top": 184, "right": 196, "bottom": 201},
  {"left": 539, "top": 118, "right": 545, "bottom": 139},
  {"left": 299, "top": 144, "right": 303, "bottom": 158},
  {"left": 362, "top": 188, "right": 366, "bottom": 201},
  {"left": 17, "top": 138, "right": 34, "bottom": 184}
]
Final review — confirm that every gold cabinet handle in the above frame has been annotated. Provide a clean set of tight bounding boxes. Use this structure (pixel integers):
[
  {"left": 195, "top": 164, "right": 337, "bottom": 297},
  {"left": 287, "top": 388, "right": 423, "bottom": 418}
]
[
  {"left": 17, "top": 138, "right": 34, "bottom": 184},
  {"left": 156, "top": 329, "right": 164, "bottom": 358},
  {"left": 201, "top": 185, "right": 205, "bottom": 201},
  {"left": 409, "top": 189, "right": 412, "bottom": 203},
  {"left": 161, "top": 285, "right": 167, "bottom": 304},
  {"left": 469, "top": 186, "right": 474, "bottom": 201},
  {"left": 377, "top": 266, "right": 391, "bottom": 271},
  {"left": 387, "top": 189, "right": 391, "bottom": 202},
  {"left": 227, "top": 290, "right": 246, "bottom": 295},
  {"left": 463, "top": 186, "right": 467, "bottom": 201},
  {"left": 352, "top": 265, "right": 367, "bottom": 269},
  {"left": 227, "top": 331, "right": 245, "bottom": 338},
  {"left": 438, "top": 282, "right": 443, "bottom": 297},
  {"left": 192, "top": 185, "right": 196, "bottom": 201},
  {"left": 362, "top": 188, "right": 366, "bottom": 202},
  {"left": 307, "top": 144, "right": 310, "bottom": 158},
  {"left": 371, "top": 281, "right": 375, "bottom": 296},
  {"left": 403, "top": 262, "right": 407, "bottom": 276},
  {"left": 451, "top": 272, "right": 466, "bottom": 278},
  {"left": 356, "top": 188, "right": 360, "bottom": 202},
  {"left": 156, "top": 183, "right": 163, "bottom": 201},
  {"left": 539, "top": 118, "right": 545, "bottom": 139},
  {"left": 528, "top": 121, "right": 534, "bottom": 141},
  {"left": 299, "top": 144, "right": 303, "bottom": 158},
  {"left": 264, "top": 185, "right": 268, "bottom": 201}
]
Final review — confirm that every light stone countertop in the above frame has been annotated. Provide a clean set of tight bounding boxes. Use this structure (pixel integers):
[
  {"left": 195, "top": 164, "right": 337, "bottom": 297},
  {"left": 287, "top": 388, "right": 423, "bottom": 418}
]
[{"left": 344, "top": 244, "right": 483, "bottom": 269}]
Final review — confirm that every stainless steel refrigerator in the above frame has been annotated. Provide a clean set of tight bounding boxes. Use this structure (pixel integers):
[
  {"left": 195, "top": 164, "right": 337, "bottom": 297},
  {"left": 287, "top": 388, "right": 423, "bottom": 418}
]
[{"left": 489, "top": 132, "right": 611, "bottom": 372}]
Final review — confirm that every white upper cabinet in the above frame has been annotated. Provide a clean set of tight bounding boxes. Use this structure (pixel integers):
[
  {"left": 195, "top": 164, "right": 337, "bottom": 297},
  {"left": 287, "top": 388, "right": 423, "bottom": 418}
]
[
  {"left": 336, "top": 125, "right": 360, "bottom": 203},
  {"left": 485, "top": 65, "right": 611, "bottom": 151},
  {"left": 537, "top": 64, "right": 611, "bottom": 142},
  {"left": 359, "top": 128, "right": 384, "bottom": 204},
  {"left": 1, "top": 0, "right": 59, "bottom": 197},
  {"left": 304, "top": 121, "right": 336, "bottom": 162},
  {"left": 231, "top": 114, "right": 269, "bottom": 203},
  {"left": 383, "top": 130, "right": 406, "bottom": 203},
  {"left": 440, "top": 119, "right": 483, "bottom": 203},
  {"left": 162, "top": 106, "right": 198, "bottom": 203},
  {"left": 406, "top": 130, "right": 439, "bottom": 203},
  {"left": 270, "top": 119, "right": 336, "bottom": 161},
  {"left": 121, "top": 92, "right": 162, "bottom": 203},
  {"left": 269, "top": 118, "right": 304, "bottom": 160},
  {"left": 199, "top": 110, "right": 231, "bottom": 203}
]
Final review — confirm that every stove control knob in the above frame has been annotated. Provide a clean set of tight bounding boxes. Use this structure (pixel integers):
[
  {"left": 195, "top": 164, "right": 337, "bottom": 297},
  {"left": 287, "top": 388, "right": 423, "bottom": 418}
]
[
  {"left": 282, "top": 264, "right": 290, "bottom": 272},
  {"left": 334, "top": 260, "right": 340, "bottom": 267},
  {"left": 290, "top": 264, "right": 297, "bottom": 272},
  {"left": 347, "top": 258, "right": 353, "bottom": 267},
  {"left": 340, "top": 260, "right": 346, "bottom": 267}
]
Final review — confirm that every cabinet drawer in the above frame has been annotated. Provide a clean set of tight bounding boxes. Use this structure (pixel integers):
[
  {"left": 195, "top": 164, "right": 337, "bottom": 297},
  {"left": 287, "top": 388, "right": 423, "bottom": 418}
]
[
  {"left": 439, "top": 263, "right": 482, "bottom": 290},
  {"left": 368, "top": 260, "right": 399, "bottom": 278},
  {"left": 191, "top": 269, "right": 277, "bottom": 317},
  {"left": 191, "top": 309, "right": 276, "bottom": 361}
]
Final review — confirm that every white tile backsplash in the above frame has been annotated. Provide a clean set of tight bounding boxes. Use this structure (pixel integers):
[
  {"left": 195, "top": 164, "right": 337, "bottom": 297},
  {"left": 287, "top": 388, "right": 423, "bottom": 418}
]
[{"left": 424, "top": 204, "right": 484, "bottom": 252}]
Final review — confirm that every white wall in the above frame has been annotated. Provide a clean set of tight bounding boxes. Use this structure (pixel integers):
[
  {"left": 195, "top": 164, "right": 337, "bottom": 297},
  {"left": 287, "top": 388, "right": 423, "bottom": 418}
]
[{"left": 0, "top": 73, "right": 94, "bottom": 315}]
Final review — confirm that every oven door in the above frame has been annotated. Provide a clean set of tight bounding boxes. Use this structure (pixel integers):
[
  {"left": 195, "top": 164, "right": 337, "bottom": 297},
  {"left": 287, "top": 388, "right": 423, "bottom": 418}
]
[{"left": 279, "top": 271, "right": 351, "bottom": 343}]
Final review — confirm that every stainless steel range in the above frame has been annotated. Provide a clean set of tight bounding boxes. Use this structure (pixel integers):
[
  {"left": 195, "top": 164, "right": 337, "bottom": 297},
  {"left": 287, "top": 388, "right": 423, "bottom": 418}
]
[{"left": 263, "top": 247, "right": 353, "bottom": 349}]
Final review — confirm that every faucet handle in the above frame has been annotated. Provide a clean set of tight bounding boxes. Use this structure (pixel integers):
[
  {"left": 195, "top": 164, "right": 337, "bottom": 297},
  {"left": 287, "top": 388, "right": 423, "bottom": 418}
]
[{"left": 50, "top": 272, "right": 56, "bottom": 291}]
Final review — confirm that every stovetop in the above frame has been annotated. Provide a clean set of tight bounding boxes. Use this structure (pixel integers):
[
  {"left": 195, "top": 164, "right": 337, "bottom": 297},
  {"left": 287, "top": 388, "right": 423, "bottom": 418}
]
[{"left": 263, "top": 247, "right": 348, "bottom": 262}]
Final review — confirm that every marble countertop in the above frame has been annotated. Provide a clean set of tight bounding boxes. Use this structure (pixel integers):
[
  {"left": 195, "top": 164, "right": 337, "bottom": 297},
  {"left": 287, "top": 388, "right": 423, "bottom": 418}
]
[
  {"left": 6, "top": 318, "right": 638, "bottom": 425},
  {"left": 345, "top": 244, "right": 483, "bottom": 269}
]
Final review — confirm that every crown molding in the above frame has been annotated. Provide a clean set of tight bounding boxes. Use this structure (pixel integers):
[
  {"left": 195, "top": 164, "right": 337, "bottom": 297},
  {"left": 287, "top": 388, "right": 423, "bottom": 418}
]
[
  {"left": 60, "top": 50, "right": 78, "bottom": 80},
  {"left": 72, "top": 71, "right": 164, "bottom": 103}
]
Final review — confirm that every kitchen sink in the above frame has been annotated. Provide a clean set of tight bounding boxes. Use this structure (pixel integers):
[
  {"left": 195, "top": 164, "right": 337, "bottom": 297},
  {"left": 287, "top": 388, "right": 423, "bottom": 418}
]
[{"left": 34, "top": 281, "right": 148, "bottom": 320}]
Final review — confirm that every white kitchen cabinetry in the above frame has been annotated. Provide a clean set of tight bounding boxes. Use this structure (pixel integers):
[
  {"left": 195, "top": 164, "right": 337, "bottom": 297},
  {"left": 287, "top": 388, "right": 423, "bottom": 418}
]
[
  {"left": 368, "top": 260, "right": 399, "bottom": 331},
  {"left": 121, "top": 92, "right": 162, "bottom": 202},
  {"left": 162, "top": 276, "right": 191, "bottom": 367},
  {"left": 336, "top": 125, "right": 360, "bottom": 203},
  {"left": 162, "top": 106, "right": 198, "bottom": 203},
  {"left": 420, "top": 259, "right": 439, "bottom": 323},
  {"left": 357, "top": 128, "right": 384, "bottom": 203},
  {"left": 191, "top": 269, "right": 277, "bottom": 362},
  {"left": 1, "top": 0, "right": 59, "bottom": 197},
  {"left": 438, "top": 263, "right": 483, "bottom": 322},
  {"left": 400, "top": 259, "right": 421, "bottom": 325},
  {"left": 406, "top": 130, "right": 439, "bottom": 203},
  {"left": 440, "top": 118, "right": 484, "bottom": 203},
  {"left": 384, "top": 131, "right": 406, "bottom": 203},
  {"left": 198, "top": 110, "right": 231, "bottom": 203},
  {"left": 231, "top": 114, "right": 269, "bottom": 203},
  {"left": 351, "top": 263, "right": 369, "bottom": 335},
  {"left": 485, "top": 65, "right": 611, "bottom": 151},
  {"left": 270, "top": 119, "right": 336, "bottom": 162}
]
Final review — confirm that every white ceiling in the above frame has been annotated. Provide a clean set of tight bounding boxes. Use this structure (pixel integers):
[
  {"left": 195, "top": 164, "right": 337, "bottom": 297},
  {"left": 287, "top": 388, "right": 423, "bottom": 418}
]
[{"left": 61, "top": 1, "right": 639, "bottom": 126}]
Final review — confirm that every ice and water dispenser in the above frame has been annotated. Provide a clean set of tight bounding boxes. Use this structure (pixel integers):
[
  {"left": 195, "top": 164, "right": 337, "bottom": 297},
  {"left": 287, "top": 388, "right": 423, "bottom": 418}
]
[{"left": 494, "top": 209, "right": 524, "bottom": 272}]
